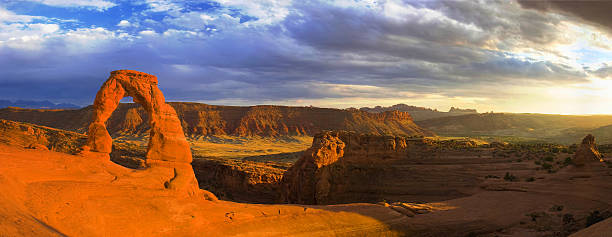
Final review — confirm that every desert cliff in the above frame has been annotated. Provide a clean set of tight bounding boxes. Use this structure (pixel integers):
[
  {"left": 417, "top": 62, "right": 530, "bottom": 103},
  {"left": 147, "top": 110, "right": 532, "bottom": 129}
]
[{"left": 0, "top": 103, "right": 431, "bottom": 138}]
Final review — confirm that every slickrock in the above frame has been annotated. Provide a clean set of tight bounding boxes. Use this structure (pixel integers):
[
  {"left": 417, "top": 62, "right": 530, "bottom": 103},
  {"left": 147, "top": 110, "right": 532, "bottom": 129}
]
[
  {"left": 573, "top": 134, "right": 603, "bottom": 166},
  {"left": 84, "top": 70, "right": 202, "bottom": 195}
]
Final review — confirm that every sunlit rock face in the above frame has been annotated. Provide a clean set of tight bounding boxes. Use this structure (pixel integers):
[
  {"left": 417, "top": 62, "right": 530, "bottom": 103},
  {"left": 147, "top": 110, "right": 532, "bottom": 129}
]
[
  {"left": 280, "top": 131, "right": 441, "bottom": 205},
  {"left": 85, "top": 70, "right": 199, "bottom": 194},
  {"left": 574, "top": 134, "right": 603, "bottom": 166}
]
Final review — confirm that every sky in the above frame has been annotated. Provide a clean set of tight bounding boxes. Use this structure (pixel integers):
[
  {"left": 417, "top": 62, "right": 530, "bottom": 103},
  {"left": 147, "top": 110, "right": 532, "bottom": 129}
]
[{"left": 2, "top": 0, "right": 612, "bottom": 114}]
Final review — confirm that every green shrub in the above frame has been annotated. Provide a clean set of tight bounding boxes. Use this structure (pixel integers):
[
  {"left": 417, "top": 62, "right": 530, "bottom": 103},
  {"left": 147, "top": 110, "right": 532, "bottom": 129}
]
[
  {"left": 563, "top": 157, "right": 573, "bottom": 167},
  {"left": 526, "top": 177, "right": 536, "bottom": 182}
]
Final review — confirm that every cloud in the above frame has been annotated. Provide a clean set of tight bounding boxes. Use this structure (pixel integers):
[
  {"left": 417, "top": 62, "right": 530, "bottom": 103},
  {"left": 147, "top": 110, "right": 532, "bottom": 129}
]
[
  {"left": 117, "top": 20, "right": 131, "bottom": 27},
  {"left": 24, "top": 0, "right": 117, "bottom": 11},
  {"left": 0, "top": 7, "right": 42, "bottom": 22},
  {"left": 518, "top": 0, "right": 612, "bottom": 33},
  {"left": 0, "top": 0, "right": 611, "bottom": 114},
  {"left": 211, "top": 0, "right": 292, "bottom": 25}
]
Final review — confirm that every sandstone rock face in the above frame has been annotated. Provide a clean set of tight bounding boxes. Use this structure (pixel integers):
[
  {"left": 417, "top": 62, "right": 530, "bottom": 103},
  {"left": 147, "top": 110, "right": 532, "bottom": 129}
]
[
  {"left": 85, "top": 70, "right": 199, "bottom": 193},
  {"left": 0, "top": 102, "right": 432, "bottom": 138},
  {"left": 192, "top": 158, "right": 285, "bottom": 203},
  {"left": 574, "top": 134, "right": 603, "bottom": 166},
  {"left": 280, "top": 131, "right": 457, "bottom": 205}
]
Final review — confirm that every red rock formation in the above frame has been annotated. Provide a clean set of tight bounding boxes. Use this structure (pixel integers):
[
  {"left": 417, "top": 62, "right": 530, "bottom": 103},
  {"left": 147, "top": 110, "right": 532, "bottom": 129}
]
[
  {"left": 573, "top": 134, "right": 603, "bottom": 166},
  {"left": 0, "top": 102, "right": 432, "bottom": 138},
  {"left": 192, "top": 158, "right": 285, "bottom": 203},
  {"left": 84, "top": 70, "right": 200, "bottom": 194},
  {"left": 0, "top": 119, "right": 86, "bottom": 153},
  {"left": 280, "top": 131, "right": 445, "bottom": 205}
]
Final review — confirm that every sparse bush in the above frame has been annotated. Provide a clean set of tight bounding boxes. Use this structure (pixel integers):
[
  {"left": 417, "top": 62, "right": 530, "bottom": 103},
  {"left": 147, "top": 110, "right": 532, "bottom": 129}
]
[
  {"left": 549, "top": 205, "right": 563, "bottom": 212},
  {"left": 586, "top": 210, "right": 605, "bottom": 227},
  {"left": 544, "top": 156, "right": 554, "bottom": 162},
  {"left": 485, "top": 175, "right": 500, "bottom": 179},
  {"left": 541, "top": 162, "right": 553, "bottom": 170},
  {"left": 526, "top": 177, "right": 536, "bottom": 182},
  {"left": 526, "top": 212, "right": 547, "bottom": 221},
  {"left": 563, "top": 157, "right": 573, "bottom": 167},
  {"left": 504, "top": 172, "right": 517, "bottom": 182}
]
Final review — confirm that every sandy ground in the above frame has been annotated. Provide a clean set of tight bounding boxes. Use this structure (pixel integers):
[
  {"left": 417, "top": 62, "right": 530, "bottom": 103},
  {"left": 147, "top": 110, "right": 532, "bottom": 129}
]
[{"left": 1, "top": 144, "right": 611, "bottom": 236}]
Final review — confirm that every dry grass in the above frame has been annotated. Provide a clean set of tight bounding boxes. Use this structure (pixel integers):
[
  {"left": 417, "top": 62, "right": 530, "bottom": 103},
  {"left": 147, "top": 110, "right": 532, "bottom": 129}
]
[{"left": 114, "top": 135, "right": 313, "bottom": 159}]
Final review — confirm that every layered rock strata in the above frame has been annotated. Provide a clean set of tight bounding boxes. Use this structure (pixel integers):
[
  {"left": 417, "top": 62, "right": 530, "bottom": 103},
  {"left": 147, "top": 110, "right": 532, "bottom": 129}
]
[{"left": 280, "top": 131, "right": 460, "bottom": 205}]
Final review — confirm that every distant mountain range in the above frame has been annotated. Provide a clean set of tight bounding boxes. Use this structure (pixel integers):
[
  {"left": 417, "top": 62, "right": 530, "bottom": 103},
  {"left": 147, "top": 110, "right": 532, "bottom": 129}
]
[
  {"left": 359, "top": 104, "right": 478, "bottom": 121},
  {"left": 0, "top": 100, "right": 80, "bottom": 109}
]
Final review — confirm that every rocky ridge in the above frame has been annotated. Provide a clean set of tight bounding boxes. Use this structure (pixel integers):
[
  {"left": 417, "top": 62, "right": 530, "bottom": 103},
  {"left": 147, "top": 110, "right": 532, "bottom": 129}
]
[
  {"left": 0, "top": 103, "right": 431, "bottom": 138},
  {"left": 0, "top": 119, "right": 86, "bottom": 153}
]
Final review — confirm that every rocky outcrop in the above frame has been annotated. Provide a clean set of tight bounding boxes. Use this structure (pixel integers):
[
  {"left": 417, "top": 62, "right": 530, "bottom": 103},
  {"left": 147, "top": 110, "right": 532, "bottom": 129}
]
[
  {"left": 0, "top": 119, "right": 86, "bottom": 153},
  {"left": 574, "top": 134, "right": 603, "bottom": 166},
  {"left": 0, "top": 102, "right": 432, "bottom": 138},
  {"left": 84, "top": 70, "right": 200, "bottom": 194},
  {"left": 280, "top": 131, "right": 458, "bottom": 205},
  {"left": 192, "top": 158, "right": 284, "bottom": 203}
]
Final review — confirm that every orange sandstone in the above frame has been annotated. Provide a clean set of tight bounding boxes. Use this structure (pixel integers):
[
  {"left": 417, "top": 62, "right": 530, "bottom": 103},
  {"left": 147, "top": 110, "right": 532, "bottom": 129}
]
[{"left": 84, "top": 70, "right": 201, "bottom": 194}]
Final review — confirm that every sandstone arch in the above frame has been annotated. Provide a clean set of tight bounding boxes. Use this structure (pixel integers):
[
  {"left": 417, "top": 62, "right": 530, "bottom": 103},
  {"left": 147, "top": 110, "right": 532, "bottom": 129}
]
[{"left": 85, "top": 70, "right": 200, "bottom": 194}]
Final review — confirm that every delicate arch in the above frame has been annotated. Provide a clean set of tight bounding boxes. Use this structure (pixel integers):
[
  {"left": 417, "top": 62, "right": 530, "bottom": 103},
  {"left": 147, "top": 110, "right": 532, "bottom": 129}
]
[{"left": 86, "top": 70, "right": 192, "bottom": 165}]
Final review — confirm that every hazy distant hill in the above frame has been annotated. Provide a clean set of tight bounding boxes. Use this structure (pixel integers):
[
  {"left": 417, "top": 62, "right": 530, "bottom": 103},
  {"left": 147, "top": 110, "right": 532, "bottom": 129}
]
[
  {"left": 0, "top": 100, "right": 80, "bottom": 109},
  {"left": 416, "top": 112, "right": 612, "bottom": 144},
  {"left": 0, "top": 102, "right": 431, "bottom": 138},
  {"left": 359, "top": 104, "right": 477, "bottom": 121}
]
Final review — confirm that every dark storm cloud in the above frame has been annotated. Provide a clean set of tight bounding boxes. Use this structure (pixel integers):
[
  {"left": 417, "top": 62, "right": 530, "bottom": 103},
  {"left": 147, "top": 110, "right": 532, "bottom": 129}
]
[{"left": 518, "top": 0, "right": 612, "bottom": 33}]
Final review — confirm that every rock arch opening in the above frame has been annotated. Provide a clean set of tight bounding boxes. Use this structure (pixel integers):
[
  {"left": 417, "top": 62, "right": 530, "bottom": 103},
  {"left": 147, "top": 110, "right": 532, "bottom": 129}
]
[
  {"left": 86, "top": 70, "right": 191, "bottom": 165},
  {"left": 84, "top": 70, "right": 202, "bottom": 195}
]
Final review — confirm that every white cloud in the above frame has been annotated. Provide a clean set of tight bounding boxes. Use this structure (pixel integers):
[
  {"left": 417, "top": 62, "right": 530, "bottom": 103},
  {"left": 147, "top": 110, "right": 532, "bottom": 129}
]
[
  {"left": 117, "top": 20, "right": 131, "bottom": 27},
  {"left": 25, "top": 0, "right": 117, "bottom": 11},
  {"left": 164, "top": 12, "right": 240, "bottom": 31},
  {"left": 138, "top": 30, "right": 157, "bottom": 36},
  {"left": 0, "top": 7, "right": 42, "bottom": 23},
  {"left": 63, "top": 27, "right": 129, "bottom": 54},
  {"left": 144, "top": 0, "right": 182, "bottom": 12},
  {"left": 0, "top": 22, "right": 60, "bottom": 50},
  {"left": 212, "top": 0, "right": 292, "bottom": 25}
]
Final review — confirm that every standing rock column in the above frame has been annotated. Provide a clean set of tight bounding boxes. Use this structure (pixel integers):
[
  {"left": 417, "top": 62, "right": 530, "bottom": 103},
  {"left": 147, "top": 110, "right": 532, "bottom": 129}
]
[{"left": 574, "top": 134, "right": 604, "bottom": 166}]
